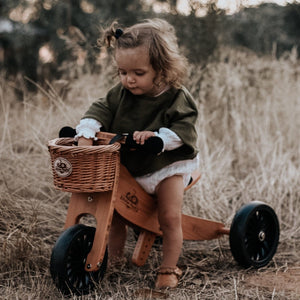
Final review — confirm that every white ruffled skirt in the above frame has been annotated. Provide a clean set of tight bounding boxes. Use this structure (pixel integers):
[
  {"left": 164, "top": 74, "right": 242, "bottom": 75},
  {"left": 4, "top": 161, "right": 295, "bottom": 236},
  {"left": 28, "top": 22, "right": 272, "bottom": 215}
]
[{"left": 135, "top": 154, "right": 199, "bottom": 194}]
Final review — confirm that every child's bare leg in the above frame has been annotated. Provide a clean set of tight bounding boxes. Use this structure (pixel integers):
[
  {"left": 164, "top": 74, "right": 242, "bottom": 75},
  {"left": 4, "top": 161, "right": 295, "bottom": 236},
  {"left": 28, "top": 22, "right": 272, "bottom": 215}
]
[
  {"left": 108, "top": 212, "right": 127, "bottom": 263},
  {"left": 156, "top": 175, "right": 184, "bottom": 268}
]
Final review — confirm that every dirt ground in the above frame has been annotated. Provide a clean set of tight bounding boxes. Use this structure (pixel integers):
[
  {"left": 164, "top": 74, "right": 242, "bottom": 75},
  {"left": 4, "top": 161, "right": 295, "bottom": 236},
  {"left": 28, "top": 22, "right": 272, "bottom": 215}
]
[
  {"left": 245, "top": 265, "right": 300, "bottom": 294},
  {"left": 131, "top": 260, "right": 300, "bottom": 300},
  {"left": 96, "top": 235, "right": 300, "bottom": 300}
]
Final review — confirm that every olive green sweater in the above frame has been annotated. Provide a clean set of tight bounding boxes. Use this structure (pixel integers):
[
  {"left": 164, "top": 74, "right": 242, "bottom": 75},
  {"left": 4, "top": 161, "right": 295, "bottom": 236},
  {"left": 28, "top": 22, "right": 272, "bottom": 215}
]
[{"left": 83, "top": 83, "right": 198, "bottom": 177}]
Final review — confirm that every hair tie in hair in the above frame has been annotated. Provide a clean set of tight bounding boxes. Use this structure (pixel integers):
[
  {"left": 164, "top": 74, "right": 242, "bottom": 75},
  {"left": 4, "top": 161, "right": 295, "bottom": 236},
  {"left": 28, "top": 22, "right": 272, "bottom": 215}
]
[{"left": 115, "top": 28, "right": 123, "bottom": 39}]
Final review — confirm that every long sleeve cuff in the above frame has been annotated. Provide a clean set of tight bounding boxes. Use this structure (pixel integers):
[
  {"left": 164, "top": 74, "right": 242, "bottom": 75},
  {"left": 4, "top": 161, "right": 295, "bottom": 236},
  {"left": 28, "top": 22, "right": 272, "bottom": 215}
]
[
  {"left": 155, "top": 127, "right": 183, "bottom": 151},
  {"left": 75, "top": 118, "right": 102, "bottom": 141}
]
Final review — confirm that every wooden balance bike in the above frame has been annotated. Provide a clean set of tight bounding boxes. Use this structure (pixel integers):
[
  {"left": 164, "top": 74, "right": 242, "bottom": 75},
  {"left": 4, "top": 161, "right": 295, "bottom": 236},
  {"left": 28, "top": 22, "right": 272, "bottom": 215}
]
[{"left": 48, "top": 131, "right": 280, "bottom": 296}]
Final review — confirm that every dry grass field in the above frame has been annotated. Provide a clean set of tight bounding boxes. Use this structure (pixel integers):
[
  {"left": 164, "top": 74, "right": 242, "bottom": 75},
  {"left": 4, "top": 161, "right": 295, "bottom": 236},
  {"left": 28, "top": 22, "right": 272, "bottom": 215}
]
[{"left": 0, "top": 47, "right": 299, "bottom": 299}]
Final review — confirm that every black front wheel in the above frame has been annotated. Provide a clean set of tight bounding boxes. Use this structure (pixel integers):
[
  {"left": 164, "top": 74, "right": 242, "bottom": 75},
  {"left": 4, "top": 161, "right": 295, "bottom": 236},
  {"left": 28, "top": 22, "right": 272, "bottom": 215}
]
[
  {"left": 50, "top": 224, "right": 108, "bottom": 296},
  {"left": 229, "top": 201, "right": 279, "bottom": 268}
]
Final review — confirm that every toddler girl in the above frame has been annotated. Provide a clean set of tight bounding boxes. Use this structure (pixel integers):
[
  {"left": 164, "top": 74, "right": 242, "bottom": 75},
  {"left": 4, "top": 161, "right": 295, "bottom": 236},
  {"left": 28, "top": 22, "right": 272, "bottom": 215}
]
[{"left": 76, "top": 18, "right": 199, "bottom": 289}]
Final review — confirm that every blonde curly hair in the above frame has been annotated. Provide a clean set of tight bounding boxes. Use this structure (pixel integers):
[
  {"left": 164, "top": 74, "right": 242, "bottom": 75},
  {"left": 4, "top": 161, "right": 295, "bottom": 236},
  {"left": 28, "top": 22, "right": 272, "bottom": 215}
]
[{"left": 100, "top": 19, "right": 188, "bottom": 89}]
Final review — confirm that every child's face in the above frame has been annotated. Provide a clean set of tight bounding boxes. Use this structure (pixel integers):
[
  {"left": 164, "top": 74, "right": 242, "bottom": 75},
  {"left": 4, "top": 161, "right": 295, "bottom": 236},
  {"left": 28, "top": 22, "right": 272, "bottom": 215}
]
[{"left": 115, "top": 46, "right": 159, "bottom": 96}]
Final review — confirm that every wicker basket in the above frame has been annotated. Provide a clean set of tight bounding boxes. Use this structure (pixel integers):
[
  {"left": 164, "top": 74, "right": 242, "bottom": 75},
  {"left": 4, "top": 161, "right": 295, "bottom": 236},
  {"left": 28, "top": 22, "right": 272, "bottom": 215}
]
[{"left": 48, "top": 138, "right": 121, "bottom": 193}]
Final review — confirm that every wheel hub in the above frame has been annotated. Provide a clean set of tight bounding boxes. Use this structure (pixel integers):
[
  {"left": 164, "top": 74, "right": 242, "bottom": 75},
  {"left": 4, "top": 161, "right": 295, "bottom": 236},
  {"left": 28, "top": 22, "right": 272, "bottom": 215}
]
[{"left": 258, "top": 230, "right": 266, "bottom": 242}]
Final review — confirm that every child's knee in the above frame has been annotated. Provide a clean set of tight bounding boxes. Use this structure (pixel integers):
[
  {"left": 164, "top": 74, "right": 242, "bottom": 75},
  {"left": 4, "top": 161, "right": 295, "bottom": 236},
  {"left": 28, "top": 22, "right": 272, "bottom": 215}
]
[{"left": 159, "top": 211, "right": 181, "bottom": 230}]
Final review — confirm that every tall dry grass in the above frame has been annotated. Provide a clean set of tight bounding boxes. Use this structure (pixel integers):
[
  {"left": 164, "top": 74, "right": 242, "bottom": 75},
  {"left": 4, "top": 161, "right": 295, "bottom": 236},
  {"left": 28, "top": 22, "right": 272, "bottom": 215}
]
[{"left": 0, "top": 48, "right": 299, "bottom": 299}]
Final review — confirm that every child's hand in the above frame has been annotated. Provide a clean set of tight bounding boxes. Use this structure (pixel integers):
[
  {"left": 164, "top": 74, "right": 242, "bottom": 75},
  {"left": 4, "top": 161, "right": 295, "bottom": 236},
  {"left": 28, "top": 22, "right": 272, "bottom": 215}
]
[
  {"left": 133, "top": 131, "right": 155, "bottom": 145},
  {"left": 78, "top": 137, "right": 93, "bottom": 146}
]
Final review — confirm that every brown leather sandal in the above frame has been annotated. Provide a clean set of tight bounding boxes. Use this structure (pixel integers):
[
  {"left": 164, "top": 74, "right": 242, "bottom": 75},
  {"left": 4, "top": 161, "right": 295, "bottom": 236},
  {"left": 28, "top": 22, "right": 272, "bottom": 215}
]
[{"left": 155, "top": 266, "right": 183, "bottom": 289}]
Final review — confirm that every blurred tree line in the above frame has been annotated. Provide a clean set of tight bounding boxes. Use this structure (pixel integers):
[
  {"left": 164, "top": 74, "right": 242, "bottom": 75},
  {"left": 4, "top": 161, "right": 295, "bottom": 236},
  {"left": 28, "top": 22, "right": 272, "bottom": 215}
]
[
  {"left": 0, "top": 0, "right": 224, "bottom": 92},
  {"left": 0, "top": 0, "right": 299, "bottom": 92},
  {"left": 221, "top": 2, "right": 300, "bottom": 57}
]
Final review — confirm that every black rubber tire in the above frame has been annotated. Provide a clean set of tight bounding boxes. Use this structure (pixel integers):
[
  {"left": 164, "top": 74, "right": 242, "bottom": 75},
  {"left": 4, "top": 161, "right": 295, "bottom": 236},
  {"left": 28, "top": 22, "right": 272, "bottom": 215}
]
[
  {"left": 50, "top": 224, "right": 108, "bottom": 296},
  {"left": 229, "top": 201, "right": 279, "bottom": 268}
]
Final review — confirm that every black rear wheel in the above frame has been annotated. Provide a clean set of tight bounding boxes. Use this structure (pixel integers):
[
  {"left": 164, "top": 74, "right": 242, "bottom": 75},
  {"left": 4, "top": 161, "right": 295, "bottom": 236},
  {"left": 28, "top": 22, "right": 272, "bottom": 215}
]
[
  {"left": 230, "top": 201, "right": 279, "bottom": 268},
  {"left": 50, "top": 224, "right": 108, "bottom": 296}
]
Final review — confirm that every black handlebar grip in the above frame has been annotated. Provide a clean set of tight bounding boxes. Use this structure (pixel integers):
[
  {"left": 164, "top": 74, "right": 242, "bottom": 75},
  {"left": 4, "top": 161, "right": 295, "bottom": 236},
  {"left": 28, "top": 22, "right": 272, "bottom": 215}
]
[{"left": 59, "top": 126, "right": 76, "bottom": 138}]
